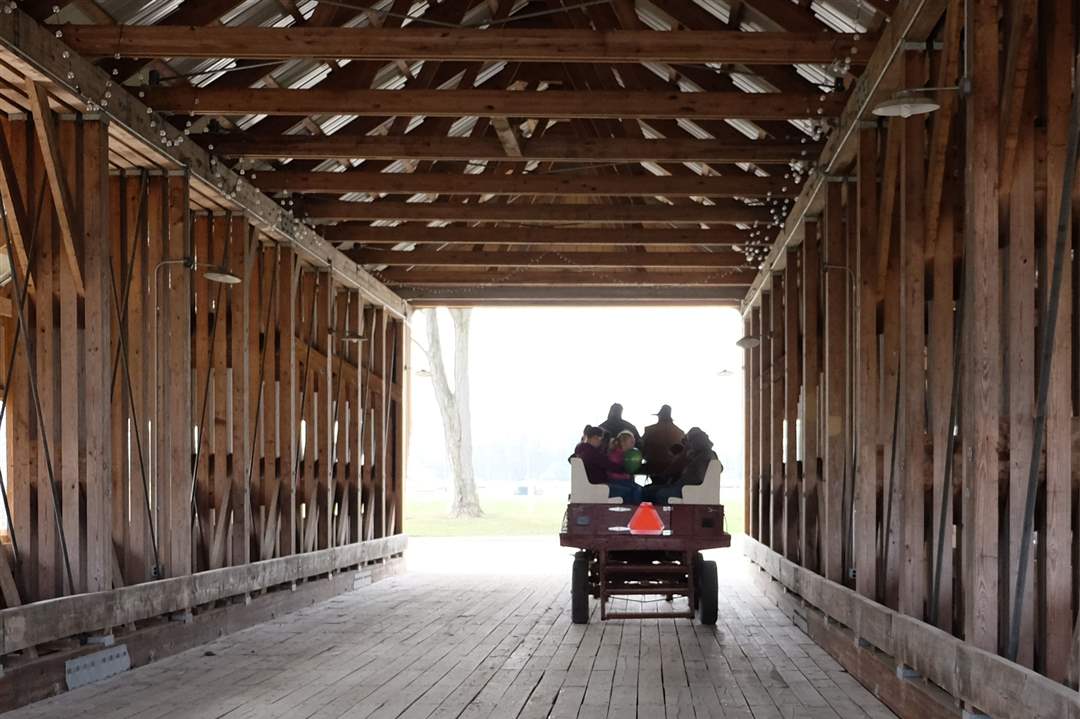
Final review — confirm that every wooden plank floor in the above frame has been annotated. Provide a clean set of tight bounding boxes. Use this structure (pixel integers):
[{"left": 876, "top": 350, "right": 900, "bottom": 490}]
[{"left": 3, "top": 537, "right": 895, "bottom": 719}]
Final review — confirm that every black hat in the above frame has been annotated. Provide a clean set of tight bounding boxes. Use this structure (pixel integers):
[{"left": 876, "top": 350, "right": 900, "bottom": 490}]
[
  {"left": 607, "top": 403, "right": 623, "bottom": 419},
  {"left": 584, "top": 425, "right": 604, "bottom": 438},
  {"left": 654, "top": 404, "right": 673, "bottom": 420}
]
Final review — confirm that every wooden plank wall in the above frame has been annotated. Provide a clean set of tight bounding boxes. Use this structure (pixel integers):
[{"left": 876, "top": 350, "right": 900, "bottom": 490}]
[
  {"left": 741, "top": 0, "right": 1080, "bottom": 698},
  {"left": 0, "top": 114, "right": 407, "bottom": 632}
]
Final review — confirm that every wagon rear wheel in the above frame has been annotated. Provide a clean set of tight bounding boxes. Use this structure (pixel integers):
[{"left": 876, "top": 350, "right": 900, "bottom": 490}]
[
  {"left": 692, "top": 553, "right": 704, "bottom": 610},
  {"left": 571, "top": 553, "right": 590, "bottom": 624},
  {"left": 697, "top": 559, "right": 718, "bottom": 625}
]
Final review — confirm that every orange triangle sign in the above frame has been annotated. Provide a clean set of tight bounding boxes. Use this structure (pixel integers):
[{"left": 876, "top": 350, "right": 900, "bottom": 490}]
[{"left": 628, "top": 502, "right": 665, "bottom": 535}]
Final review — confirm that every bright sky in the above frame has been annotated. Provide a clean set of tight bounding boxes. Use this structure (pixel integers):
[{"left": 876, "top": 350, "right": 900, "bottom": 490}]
[{"left": 407, "top": 306, "right": 746, "bottom": 490}]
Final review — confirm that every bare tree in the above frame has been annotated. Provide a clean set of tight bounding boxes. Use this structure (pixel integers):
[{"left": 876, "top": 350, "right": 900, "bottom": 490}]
[{"left": 421, "top": 308, "right": 482, "bottom": 517}]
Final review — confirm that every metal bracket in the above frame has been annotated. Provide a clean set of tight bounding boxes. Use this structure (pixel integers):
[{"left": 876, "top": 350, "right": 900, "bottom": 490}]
[
  {"left": 896, "top": 664, "right": 921, "bottom": 680},
  {"left": 83, "top": 633, "right": 115, "bottom": 647},
  {"left": 903, "top": 40, "right": 943, "bottom": 51},
  {"left": 65, "top": 645, "right": 130, "bottom": 691}
]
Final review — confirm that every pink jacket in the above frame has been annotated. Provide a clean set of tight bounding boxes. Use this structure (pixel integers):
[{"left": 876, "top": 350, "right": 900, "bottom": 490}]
[{"left": 607, "top": 448, "right": 631, "bottom": 481}]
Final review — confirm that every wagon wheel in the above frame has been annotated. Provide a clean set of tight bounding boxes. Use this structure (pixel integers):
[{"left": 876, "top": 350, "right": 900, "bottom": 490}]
[
  {"left": 697, "top": 559, "right": 718, "bottom": 625},
  {"left": 571, "top": 552, "right": 590, "bottom": 624},
  {"left": 692, "top": 552, "right": 704, "bottom": 610}
]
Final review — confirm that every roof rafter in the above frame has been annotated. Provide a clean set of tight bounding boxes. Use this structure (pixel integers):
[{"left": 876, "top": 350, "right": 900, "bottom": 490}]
[
  {"left": 301, "top": 198, "right": 770, "bottom": 224},
  {"left": 145, "top": 87, "right": 845, "bottom": 120},
  {"left": 250, "top": 170, "right": 795, "bottom": 198},
  {"left": 61, "top": 26, "right": 874, "bottom": 64},
  {"left": 202, "top": 134, "right": 818, "bottom": 163}
]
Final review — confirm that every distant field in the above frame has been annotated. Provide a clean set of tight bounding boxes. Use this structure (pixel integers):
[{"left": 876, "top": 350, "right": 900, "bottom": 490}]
[
  {"left": 404, "top": 492, "right": 745, "bottom": 537},
  {"left": 405, "top": 496, "right": 569, "bottom": 536}
]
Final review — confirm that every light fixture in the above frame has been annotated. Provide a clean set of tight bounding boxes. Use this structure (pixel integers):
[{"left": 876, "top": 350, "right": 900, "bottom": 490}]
[
  {"left": 872, "top": 92, "right": 940, "bottom": 118},
  {"left": 339, "top": 331, "right": 367, "bottom": 343},
  {"left": 203, "top": 266, "right": 242, "bottom": 285},
  {"left": 736, "top": 335, "right": 761, "bottom": 349}
]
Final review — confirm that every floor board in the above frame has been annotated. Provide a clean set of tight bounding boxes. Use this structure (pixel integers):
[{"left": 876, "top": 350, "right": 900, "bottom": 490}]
[{"left": 2, "top": 537, "right": 895, "bottom": 719}]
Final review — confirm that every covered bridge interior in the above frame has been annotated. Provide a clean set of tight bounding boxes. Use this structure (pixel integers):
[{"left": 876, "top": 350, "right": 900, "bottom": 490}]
[{"left": 0, "top": 0, "right": 1074, "bottom": 717}]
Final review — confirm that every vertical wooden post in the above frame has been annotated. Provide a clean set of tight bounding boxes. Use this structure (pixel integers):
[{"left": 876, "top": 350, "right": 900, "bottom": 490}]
[
  {"left": 1006, "top": 109, "right": 1035, "bottom": 666},
  {"left": 801, "top": 221, "right": 821, "bottom": 573},
  {"left": 247, "top": 239, "right": 264, "bottom": 558},
  {"left": 899, "top": 52, "right": 928, "bottom": 621},
  {"left": 278, "top": 249, "right": 298, "bottom": 557},
  {"left": 393, "top": 317, "right": 408, "bottom": 535},
  {"left": 855, "top": 126, "right": 879, "bottom": 600},
  {"left": 749, "top": 307, "right": 761, "bottom": 542},
  {"left": 300, "top": 271, "right": 317, "bottom": 552},
  {"left": 1041, "top": 0, "right": 1072, "bottom": 678},
  {"left": 162, "top": 174, "right": 191, "bottom": 578},
  {"left": 210, "top": 216, "right": 229, "bottom": 568},
  {"left": 783, "top": 251, "right": 800, "bottom": 561},
  {"left": 823, "top": 181, "right": 847, "bottom": 584},
  {"left": 82, "top": 118, "right": 112, "bottom": 592},
  {"left": 317, "top": 275, "right": 334, "bottom": 551},
  {"left": 758, "top": 292, "right": 771, "bottom": 548},
  {"left": 349, "top": 296, "right": 364, "bottom": 544},
  {"left": 372, "top": 308, "right": 388, "bottom": 538},
  {"left": 360, "top": 306, "right": 374, "bottom": 541},
  {"left": 36, "top": 145, "right": 59, "bottom": 599},
  {"left": 962, "top": 0, "right": 1000, "bottom": 655},
  {"left": 229, "top": 216, "right": 249, "bottom": 567},
  {"left": 57, "top": 119, "right": 81, "bottom": 593},
  {"left": 744, "top": 313, "right": 755, "bottom": 538},
  {"left": 770, "top": 277, "right": 784, "bottom": 550}
]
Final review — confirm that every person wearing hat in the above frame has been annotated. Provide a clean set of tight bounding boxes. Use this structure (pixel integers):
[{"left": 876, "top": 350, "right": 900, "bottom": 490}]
[
  {"left": 598, "top": 403, "right": 640, "bottom": 444},
  {"left": 641, "top": 404, "right": 686, "bottom": 479}
]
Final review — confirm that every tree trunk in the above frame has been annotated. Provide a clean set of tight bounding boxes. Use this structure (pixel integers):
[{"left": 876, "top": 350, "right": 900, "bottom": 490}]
[{"left": 425, "top": 308, "right": 482, "bottom": 517}]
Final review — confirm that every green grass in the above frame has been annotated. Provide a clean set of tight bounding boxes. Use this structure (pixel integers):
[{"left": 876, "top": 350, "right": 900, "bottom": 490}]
[
  {"left": 405, "top": 493, "right": 747, "bottom": 537},
  {"left": 405, "top": 496, "right": 569, "bottom": 536}
]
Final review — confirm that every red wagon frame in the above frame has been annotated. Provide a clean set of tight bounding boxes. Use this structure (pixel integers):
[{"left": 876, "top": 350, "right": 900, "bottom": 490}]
[{"left": 559, "top": 502, "right": 732, "bottom": 623}]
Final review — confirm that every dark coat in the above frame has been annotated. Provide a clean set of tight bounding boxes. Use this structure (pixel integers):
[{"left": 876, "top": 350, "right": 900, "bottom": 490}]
[
  {"left": 679, "top": 429, "right": 720, "bottom": 486},
  {"left": 598, "top": 415, "right": 640, "bottom": 443},
  {"left": 641, "top": 419, "right": 685, "bottom": 476}
]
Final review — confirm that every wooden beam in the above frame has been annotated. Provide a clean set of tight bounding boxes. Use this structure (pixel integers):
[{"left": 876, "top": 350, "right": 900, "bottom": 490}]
[
  {"left": 353, "top": 249, "right": 747, "bottom": 268},
  {"left": 801, "top": 221, "right": 821, "bottom": 574},
  {"left": 490, "top": 116, "right": 523, "bottom": 158},
  {"left": 783, "top": 249, "right": 800, "bottom": 562},
  {"left": 376, "top": 268, "right": 757, "bottom": 286},
  {"left": 396, "top": 293, "right": 694, "bottom": 312},
  {"left": 961, "top": 0, "right": 999, "bottom": 655},
  {"left": 898, "top": 53, "right": 927, "bottom": 621},
  {"left": 62, "top": 27, "right": 874, "bottom": 64},
  {"left": 208, "top": 134, "right": 817, "bottom": 164},
  {"left": 326, "top": 225, "right": 753, "bottom": 246},
  {"left": 745, "top": 539, "right": 1080, "bottom": 719},
  {"left": 740, "top": 0, "right": 948, "bottom": 312},
  {"left": 924, "top": 0, "right": 962, "bottom": 246},
  {"left": 854, "top": 126, "right": 878, "bottom": 601},
  {"left": 759, "top": 289, "right": 772, "bottom": 547},
  {"left": 145, "top": 88, "right": 845, "bottom": 120},
  {"left": 0, "top": 535, "right": 406, "bottom": 656},
  {"left": 0, "top": 10, "right": 405, "bottom": 316},
  {"left": 251, "top": 170, "right": 795, "bottom": 198},
  {"left": 0, "top": 123, "right": 33, "bottom": 293},
  {"left": 1041, "top": 0, "right": 1072, "bottom": 680},
  {"left": 25, "top": 81, "right": 84, "bottom": 296},
  {"left": 822, "top": 181, "right": 846, "bottom": 585},
  {"left": 770, "top": 275, "right": 784, "bottom": 550},
  {"left": 304, "top": 199, "right": 769, "bottom": 224}
]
